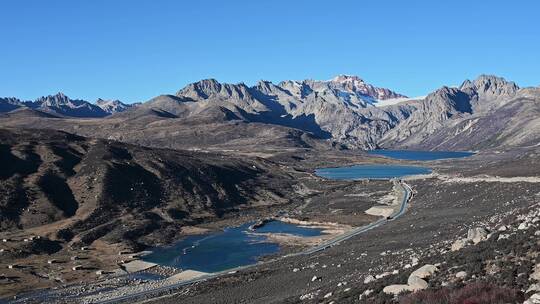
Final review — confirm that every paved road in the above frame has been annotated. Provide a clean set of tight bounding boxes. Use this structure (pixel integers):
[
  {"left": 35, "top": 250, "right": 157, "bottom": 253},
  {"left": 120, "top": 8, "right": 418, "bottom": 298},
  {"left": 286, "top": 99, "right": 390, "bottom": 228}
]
[
  {"left": 302, "top": 180, "right": 411, "bottom": 254},
  {"left": 94, "top": 180, "right": 413, "bottom": 304}
]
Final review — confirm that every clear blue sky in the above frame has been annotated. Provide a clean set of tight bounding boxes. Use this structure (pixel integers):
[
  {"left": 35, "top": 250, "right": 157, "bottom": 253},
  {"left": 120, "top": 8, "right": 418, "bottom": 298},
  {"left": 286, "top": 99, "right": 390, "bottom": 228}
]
[{"left": 1, "top": 0, "right": 539, "bottom": 103}]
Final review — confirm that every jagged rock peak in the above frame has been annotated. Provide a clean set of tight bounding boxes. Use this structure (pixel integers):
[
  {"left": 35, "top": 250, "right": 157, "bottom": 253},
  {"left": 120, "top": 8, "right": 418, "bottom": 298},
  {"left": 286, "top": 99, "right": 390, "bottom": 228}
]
[
  {"left": 95, "top": 98, "right": 131, "bottom": 113},
  {"left": 329, "top": 75, "right": 407, "bottom": 100},
  {"left": 0, "top": 97, "right": 23, "bottom": 103},
  {"left": 427, "top": 86, "right": 462, "bottom": 99},
  {"left": 255, "top": 79, "right": 274, "bottom": 88},
  {"left": 460, "top": 74, "right": 519, "bottom": 99},
  {"left": 95, "top": 98, "right": 125, "bottom": 107},
  {"left": 24, "top": 92, "right": 109, "bottom": 117},
  {"left": 35, "top": 92, "right": 72, "bottom": 105},
  {"left": 96, "top": 98, "right": 114, "bottom": 105},
  {"left": 276, "top": 75, "right": 407, "bottom": 101},
  {"left": 253, "top": 80, "right": 286, "bottom": 94},
  {"left": 422, "top": 86, "right": 473, "bottom": 115},
  {"left": 176, "top": 78, "right": 253, "bottom": 100}
]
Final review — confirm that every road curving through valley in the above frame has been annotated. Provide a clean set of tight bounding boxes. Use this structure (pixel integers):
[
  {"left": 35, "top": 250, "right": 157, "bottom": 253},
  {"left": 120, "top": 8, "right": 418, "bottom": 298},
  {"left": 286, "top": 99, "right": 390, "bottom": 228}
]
[{"left": 93, "top": 180, "right": 413, "bottom": 304}]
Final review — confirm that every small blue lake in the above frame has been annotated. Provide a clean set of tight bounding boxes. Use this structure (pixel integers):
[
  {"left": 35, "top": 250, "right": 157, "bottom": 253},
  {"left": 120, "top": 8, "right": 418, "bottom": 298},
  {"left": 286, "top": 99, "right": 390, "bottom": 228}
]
[
  {"left": 315, "top": 164, "right": 432, "bottom": 180},
  {"left": 367, "top": 150, "right": 474, "bottom": 161},
  {"left": 142, "top": 221, "right": 323, "bottom": 273}
]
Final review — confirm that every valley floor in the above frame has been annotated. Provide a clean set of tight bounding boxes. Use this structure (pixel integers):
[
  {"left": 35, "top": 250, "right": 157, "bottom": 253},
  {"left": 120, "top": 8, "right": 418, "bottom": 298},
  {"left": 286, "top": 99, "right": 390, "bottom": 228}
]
[
  {"left": 139, "top": 176, "right": 539, "bottom": 304},
  {"left": 2, "top": 146, "right": 538, "bottom": 304}
]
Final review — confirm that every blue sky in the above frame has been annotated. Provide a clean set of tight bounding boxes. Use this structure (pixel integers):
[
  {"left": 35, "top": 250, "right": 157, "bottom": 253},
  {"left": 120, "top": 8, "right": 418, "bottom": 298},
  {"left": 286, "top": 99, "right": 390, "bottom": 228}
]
[{"left": 1, "top": 0, "right": 539, "bottom": 103}]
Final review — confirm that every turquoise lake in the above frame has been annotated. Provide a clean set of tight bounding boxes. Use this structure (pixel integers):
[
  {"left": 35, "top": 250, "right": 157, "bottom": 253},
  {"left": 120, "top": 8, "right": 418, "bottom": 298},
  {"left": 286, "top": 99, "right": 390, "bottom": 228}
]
[
  {"left": 144, "top": 150, "right": 473, "bottom": 274},
  {"left": 367, "top": 149, "right": 474, "bottom": 161},
  {"left": 142, "top": 221, "right": 323, "bottom": 273},
  {"left": 315, "top": 164, "right": 432, "bottom": 180}
]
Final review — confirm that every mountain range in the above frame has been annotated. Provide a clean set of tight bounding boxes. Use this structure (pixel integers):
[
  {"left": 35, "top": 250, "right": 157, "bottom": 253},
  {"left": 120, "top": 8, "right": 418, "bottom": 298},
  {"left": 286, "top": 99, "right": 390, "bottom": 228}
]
[
  {"left": 0, "top": 93, "right": 132, "bottom": 117},
  {"left": 1, "top": 74, "right": 538, "bottom": 151}
]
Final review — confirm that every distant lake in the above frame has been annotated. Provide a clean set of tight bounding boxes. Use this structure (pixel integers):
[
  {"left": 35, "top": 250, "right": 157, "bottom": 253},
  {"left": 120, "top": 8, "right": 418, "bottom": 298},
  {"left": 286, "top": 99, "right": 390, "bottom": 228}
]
[
  {"left": 367, "top": 150, "right": 474, "bottom": 161},
  {"left": 315, "top": 164, "right": 432, "bottom": 180},
  {"left": 143, "top": 221, "right": 323, "bottom": 273}
]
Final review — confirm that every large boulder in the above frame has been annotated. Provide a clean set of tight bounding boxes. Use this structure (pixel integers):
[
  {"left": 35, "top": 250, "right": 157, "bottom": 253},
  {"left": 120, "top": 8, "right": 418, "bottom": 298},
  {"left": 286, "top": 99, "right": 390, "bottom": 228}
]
[
  {"left": 467, "top": 227, "right": 489, "bottom": 244},
  {"left": 383, "top": 284, "right": 413, "bottom": 295},
  {"left": 524, "top": 293, "right": 540, "bottom": 304},
  {"left": 455, "top": 271, "right": 468, "bottom": 279},
  {"left": 531, "top": 264, "right": 540, "bottom": 282},
  {"left": 382, "top": 265, "right": 434, "bottom": 295},
  {"left": 527, "top": 284, "right": 540, "bottom": 293},
  {"left": 410, "top": 264, "right": 438, "bottom": 279},
  {"left": 407, "top": 276, "right": 429, "bottom": 291}
]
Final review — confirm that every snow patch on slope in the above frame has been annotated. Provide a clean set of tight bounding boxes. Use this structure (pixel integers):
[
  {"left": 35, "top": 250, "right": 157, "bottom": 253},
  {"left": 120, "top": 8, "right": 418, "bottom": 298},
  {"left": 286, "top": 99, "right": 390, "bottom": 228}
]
[{"left": 373, "top": 96, "right": 425, "bottom": 107}]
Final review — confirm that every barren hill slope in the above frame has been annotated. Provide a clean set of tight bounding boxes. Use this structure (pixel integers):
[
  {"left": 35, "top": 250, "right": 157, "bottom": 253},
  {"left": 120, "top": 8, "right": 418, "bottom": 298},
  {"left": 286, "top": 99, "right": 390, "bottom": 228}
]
[{"left": 0, "top": 128, "right": 296, "bottom": 249}]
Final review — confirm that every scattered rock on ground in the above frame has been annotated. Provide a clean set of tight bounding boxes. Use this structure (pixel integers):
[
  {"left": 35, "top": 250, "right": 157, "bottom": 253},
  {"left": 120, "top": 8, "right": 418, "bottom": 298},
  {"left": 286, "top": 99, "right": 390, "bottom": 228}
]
[
  {"left": 455, "top": 271, "right": 468, "bottom": 279},
  {"left": 467, "top": 227, "right": 489, "bottom": 244},
  {"left": 451, "top": 238, "right": 469, "bottom": 251},
  {"left": 363, "top": 275, "right": 376, "bottom": 284},
  {"left": 531, "top": 264, "right": 540, "bottom": 282},
  {"left": 527, "top": 284, "right": 540, "bottom": 293}
]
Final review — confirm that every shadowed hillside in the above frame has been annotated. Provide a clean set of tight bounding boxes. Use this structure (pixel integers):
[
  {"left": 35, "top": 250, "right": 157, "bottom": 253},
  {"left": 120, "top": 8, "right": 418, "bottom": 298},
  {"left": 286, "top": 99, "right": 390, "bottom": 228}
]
[{"left": 0, "top": 128, "right": 296, "bottom": 249}]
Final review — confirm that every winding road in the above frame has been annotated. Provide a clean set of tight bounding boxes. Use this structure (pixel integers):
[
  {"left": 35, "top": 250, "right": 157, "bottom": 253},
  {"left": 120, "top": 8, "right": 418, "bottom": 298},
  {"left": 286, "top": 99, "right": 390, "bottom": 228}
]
[{"left": 94, "top": 180, "right": 413, "bottom": 304}]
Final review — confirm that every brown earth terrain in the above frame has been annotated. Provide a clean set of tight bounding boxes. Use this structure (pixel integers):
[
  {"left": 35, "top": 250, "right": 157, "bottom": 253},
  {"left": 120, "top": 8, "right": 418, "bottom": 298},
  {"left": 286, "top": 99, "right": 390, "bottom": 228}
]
[
  {"left": 128, "top": 150, "right": 539, "bottom": 304},
  {"left": 1, "top": 126, "right": 537, "bottom": 303},
  {"left": 0, "top": 128, "right": 395, "bottom": 300}
]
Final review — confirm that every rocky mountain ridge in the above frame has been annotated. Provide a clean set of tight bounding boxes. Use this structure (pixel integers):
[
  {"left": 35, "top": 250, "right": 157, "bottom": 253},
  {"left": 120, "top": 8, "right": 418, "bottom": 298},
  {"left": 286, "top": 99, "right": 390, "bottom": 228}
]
[
  {"left": 378, "top": 75, "right": 539, "bottom": 150},
  {"left": 0, "top": 93, "right": 131, "bottom": 117},
  {"left": 1, "top": 74, "right": 538, "bottom": 151},
  {"left": 167, "top": 75, "right": 416, "bottom": 148}
]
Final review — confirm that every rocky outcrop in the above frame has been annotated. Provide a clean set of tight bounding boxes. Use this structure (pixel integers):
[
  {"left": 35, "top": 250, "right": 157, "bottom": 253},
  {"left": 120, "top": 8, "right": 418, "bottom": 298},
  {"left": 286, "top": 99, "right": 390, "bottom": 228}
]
[
  {"left": 531, "top": 264, "right": 540, "bottom": 282},
  {"left": 410, "top": 264, "right": 438, "bottom": 279},
  {"left": 450, "top": 227, "right": 490, "bottom": 251},
  {"left": 524, "top": 293, "right": 540, "bottom": 304},
  {"left": 451, "top": 238, "right": 470, "bottom": 251},
  {"left": 383, "top": 264, "right": 437, "bottom": 295},
  {"left": 455, "top": 271, "right": 467, "bottom": 279},
  {"left": 407, "top": 275, "right": 429, "bottom": 290},
  {"left": 383, "top": 284, "right": 414, "bottom": 295},
  {"left": 467, "top": 227, "right": 490, "bottom": 244}
]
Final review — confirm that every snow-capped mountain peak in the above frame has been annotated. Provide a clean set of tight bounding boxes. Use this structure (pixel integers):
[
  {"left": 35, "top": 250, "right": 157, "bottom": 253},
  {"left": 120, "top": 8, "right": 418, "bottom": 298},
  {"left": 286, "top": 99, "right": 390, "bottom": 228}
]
[{"left": 329, "top": 74, "right": 366, "bottom": 84}]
